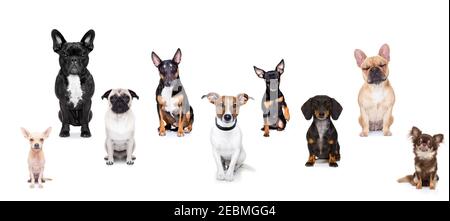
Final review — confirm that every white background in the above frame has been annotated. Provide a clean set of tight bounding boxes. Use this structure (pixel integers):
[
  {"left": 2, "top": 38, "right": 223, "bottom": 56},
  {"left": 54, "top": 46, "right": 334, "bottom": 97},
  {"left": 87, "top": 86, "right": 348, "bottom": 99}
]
[{"left": 0, "top": 0, "right": 448, "bottom": 201}]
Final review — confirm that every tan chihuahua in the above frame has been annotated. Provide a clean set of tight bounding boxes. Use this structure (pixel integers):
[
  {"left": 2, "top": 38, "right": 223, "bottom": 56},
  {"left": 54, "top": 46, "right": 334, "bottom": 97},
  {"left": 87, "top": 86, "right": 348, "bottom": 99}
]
[
  {"left": 354, "top": 44, "right": 395, "bottom": 137},
  {"left": 21, "top": 127, "right": 52, "bottom": 188}
]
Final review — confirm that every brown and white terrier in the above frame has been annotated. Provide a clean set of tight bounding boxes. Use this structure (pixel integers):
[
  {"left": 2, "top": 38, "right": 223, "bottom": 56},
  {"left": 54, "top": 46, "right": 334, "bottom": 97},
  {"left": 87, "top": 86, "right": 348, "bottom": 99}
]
[
  {"left": 398, "top": 127, "right": 444, "bottom": 190},
  {"left": 21, "top": 127, "right": 52, "bottom": 188},
  {"left": 354, "top": 44, "right": 395, "bottom": 137}
]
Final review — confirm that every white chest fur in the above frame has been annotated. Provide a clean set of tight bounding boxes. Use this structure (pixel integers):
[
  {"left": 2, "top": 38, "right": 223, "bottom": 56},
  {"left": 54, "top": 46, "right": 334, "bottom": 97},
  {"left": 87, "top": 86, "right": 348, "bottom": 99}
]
[
  {"left": 371, "top": 86, "right": 385, "bottom": 104},
  {"left": 67, "top": 75, "right": 83, "bottom": 107},
  {"left": 415, "top": 150, "right": 436, "bottom": 160},
  {"left": 315, "top": 120, "right": 329, "bottom": 155},
  {"left": 210, "top": 122, "right": 242, "bottom": 157},
  {"left": 105, "top": 110, "right": 135, "bottom": 141},
  {"left": 161, "top": 86, "right": 179, "bottom": 114}
]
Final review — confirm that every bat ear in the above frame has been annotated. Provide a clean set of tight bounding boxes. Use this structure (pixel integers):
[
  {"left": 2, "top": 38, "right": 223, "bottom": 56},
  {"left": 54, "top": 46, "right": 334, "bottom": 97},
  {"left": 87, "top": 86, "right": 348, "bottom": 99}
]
[
  {"left": 433, "top": 134, "right": 444, "bottom": 145},
  {"left": 378, "top": 43, "right": 390, "bottom": 62},
  {"left": 128, "top": 89, "right": 139, "bottom": 100},
  {"left": 81, "top": 29, "right": 95, "bottom": 51},
  {"left": 201, "top": 92, "right": 220, "bottom": 104},
  {"left": 172, "top": 48, "right": 182, "bottom": 64},
  {"left": 301, "top": 98, "right": 313, "bottom": 120},
  {"left": 20, "top": 127, "right": 31, "bottom": 139},
  {"left": 43, "top": 127, "right": 52, "bottom": 138},
  {"left": 410, "top": 126, "right": 422, "bottom": 139},
  {"left": 330, "top": 98, "right": 343, "bottom": 120},
  {"left": 276, "top": 59, "right": 285, "bottom": 74},
  {"left": 101, "top": 89, "right": 112, "bottom": 100},
  {"left": 51, "top": 29, "right": 66, "bottom": 53},
  {"left": 354, "top": 49, "right": 367, "bottom": 68},
  {"left": 253, "top": 66, "right": 265, "bottom": 78},
  {"left": 151, "top": 51, "right": 162, "bottom": 67}
]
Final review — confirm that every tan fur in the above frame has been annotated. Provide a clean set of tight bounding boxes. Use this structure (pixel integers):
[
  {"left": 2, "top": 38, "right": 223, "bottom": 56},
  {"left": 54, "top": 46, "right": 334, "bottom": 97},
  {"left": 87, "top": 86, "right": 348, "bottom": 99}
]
[
  {"left": 355, "top": 45, "right": 395, "bottom": 137},
  {"left": 21, "top": 127, "right": 52, "bottom": 188}
]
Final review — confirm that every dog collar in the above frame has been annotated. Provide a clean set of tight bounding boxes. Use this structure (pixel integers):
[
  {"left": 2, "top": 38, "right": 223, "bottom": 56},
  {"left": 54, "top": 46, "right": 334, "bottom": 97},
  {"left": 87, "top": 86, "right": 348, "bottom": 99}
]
[{"left": 215, "top": 118, "right": 237, "bottom": 131}]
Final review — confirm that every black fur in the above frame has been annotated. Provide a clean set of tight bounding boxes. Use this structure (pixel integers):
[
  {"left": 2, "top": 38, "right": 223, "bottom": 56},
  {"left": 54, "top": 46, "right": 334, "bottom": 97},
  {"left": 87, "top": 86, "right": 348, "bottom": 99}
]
[
  {"left": 52, "top": 29, "right": 95, "bottom": 137},
  {"left": 301, "top": 95, "right": 343, "bottom": 167}
]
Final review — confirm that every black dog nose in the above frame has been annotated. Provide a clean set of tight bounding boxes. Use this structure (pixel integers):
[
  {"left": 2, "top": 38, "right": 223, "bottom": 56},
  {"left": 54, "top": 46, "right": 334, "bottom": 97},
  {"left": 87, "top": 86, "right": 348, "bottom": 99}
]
[
  {"left": 224, "top": 114, "right": 232, "bottom": 121},
  {"left": 34, "top": 143, "right": 40, "bottom": 148},
  {"left": 71, "top": 57, "right": 78, "bottom": 63},
  {"left": 318, "top": 112, "right": 325, "bottom": 117}
]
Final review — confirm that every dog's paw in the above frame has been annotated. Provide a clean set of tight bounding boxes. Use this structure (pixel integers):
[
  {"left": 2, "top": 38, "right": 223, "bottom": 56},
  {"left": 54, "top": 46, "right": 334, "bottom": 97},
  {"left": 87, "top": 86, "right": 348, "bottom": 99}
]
[
  {"left": 263, "top": 133, "right": 269, "bottom": 137},
  {"left": 177, "top": 132, "right": 185, "bottom": 137},
  {"left": 38, "top": 184, "right": 44, "bottom": 188},
  {"left": 329, "top": 162, "right": 338, "bottom": 167},
  {"left": 80, "top": 131, "right": 91, "bottom": 138},
  {"left": 383, "top": 130, "right": 392, "bottom": 136},
  {"left": 106, "top": 160, "right": 114, "bottom": 166},
  {"left": 224, "top": 173, "right": 234, "bottom": 182},
  {"left": 29, "top": 184, "right": 35, "bottom": 188},
  {"left": 126, "top": 159, "right": 134, "bottom": 165},
  {"left": 216, "top": 173, "right": 225, "bottom": 180},
  {"left": 59, "top": 131, "right": 70, "bottom": 137},
  {"left": 359, "top": 131, "right": 368, "bottom": 137},
  {"left": 159, "top": 131, "right": 166, "bottom": 136},
  {"left": 305, "top": 162, "right": 315, "bottom": 167}
]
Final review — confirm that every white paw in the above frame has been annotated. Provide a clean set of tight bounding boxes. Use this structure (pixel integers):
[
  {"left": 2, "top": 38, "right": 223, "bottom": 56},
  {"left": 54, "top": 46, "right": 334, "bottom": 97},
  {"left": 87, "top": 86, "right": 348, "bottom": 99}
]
[
  {"left": 216, "top": 172, "right": 225, "bottom": 180},
  {"left": 383, "top": 130, "right": 392, "bottom": 136},
  {"left": 38, "top": 184, "right": 43, "bottom": 188},
  {"left": 106, "top": 159, "right": 114, "bottom": 165},
  {"left": 224, "top": 173, "right": 234, "bottom": 182},
  {"left": 29, "top": 184, "right": 35, "bottom": 188},
  {"left": 126, "top": 159, "right": 134, "bottom": 165}
]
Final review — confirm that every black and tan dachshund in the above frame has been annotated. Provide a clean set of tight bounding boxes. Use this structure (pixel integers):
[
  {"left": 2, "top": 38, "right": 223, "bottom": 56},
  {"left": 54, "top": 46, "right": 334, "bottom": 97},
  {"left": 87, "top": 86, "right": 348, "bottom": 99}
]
[
  {"left": 254, "top": 59, "right": 290, "bottom": 137},
  {"left": 301, "top": 95, "right": 343, "bottom": 167}
]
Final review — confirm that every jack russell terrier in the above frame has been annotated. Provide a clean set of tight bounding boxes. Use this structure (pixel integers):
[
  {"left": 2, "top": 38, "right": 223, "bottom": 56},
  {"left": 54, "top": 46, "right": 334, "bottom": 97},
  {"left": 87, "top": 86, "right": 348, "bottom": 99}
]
[{"left": 202, "top": 92, "right": 252, "bottom": 181}]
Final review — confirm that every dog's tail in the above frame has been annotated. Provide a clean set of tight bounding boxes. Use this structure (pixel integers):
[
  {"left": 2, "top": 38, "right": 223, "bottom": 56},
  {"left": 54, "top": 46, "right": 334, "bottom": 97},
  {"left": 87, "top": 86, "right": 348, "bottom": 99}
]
[{"left": 397, "top": 175, "right": 414, "bottom": 185}]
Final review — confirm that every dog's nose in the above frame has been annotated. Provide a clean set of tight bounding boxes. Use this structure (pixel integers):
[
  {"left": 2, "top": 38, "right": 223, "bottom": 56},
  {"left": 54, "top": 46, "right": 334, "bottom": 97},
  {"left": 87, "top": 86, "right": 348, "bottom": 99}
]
[
  {"left": 34, "top": 143, "right": 40, "bottom": 149},
  {"left": 318, "top": 112, "right": 325, "bottom": 117},
  {"left": 71, "top": 57, "right": 78, "bottom": 63},
  {"left": 224, "top": 114, "right": 232, "bottom": 121}
]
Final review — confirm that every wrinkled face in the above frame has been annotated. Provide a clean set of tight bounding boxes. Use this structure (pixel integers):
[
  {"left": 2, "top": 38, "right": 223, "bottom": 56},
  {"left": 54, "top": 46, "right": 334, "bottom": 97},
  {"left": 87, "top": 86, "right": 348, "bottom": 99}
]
[
  {"left": 311, "top": 96, "right": 332, "bottom": 120},
  {"left": 59, "top": 43, "right": 90, "bottom": 75},
  {"left": 108, "top": 89, "right": 132, "bottom": 114},
  {"left": 214, "top": 96, "right": 240, "bottom": 123},
  {"left": 360, "top": 57, "right": 389, "bottom": 84},
  {"left": 158, "top": 60, "right": 179, "bottom": 87}
]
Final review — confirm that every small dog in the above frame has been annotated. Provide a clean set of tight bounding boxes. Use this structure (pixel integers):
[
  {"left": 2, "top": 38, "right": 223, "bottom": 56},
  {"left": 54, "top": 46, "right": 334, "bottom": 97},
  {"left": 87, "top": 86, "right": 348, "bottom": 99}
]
[
  {"left": 202, "top": 92, "right": 251, "bottom": 181},
  {"left": 20, "top": 127, "right": 52, "bottom": 188},
  {"left": 253, "top": 59, "right": 290, "bottom": 137},
  {"left": 151, "top": 49, "right": 194, "bottom": 137},
  {"left": 354, "top": 44, "right": 395, "bottom": 137},
  {"left": 301, "top": 95, "right": 343, "bottom": 167},
  {"left": 101, "top": 89, "right": 139, "bottom": 165},
  {"left": 398, "top": 127, "right": 444, "bottom": 189},
  {"left": 52, "top": 29, "right": 96, "bottom": 138}
]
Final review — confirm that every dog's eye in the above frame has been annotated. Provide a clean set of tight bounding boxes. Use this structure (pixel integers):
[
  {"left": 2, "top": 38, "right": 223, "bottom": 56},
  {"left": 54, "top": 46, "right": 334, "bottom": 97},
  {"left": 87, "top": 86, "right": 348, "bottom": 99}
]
[
  {"left": 40, "top": 138, "right": 44, "bottom": 142},
  {"left": 362, "top": 67, "right": 370, "bottom": 71},
  {"left": 379, "top": 64, "right": 386, "bottom": 67},
  {"left": 29, "top": 138, "right": 34, "bottom": 142}
]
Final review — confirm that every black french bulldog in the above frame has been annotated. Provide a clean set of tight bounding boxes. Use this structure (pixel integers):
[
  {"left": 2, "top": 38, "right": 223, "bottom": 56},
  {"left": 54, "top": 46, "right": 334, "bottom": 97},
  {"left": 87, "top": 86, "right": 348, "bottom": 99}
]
[{"left": 51, "top": 29, "right": 95, "bottom": 137}]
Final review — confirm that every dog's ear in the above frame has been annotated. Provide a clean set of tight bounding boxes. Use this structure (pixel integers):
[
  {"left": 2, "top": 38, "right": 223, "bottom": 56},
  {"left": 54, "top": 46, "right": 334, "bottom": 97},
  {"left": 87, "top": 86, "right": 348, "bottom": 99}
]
[
  {"left": 276, "top": 59, "right": 285, "bottom": 75},
  {"left": 433, "top": 134, "right": 444, "bottom": 145},
  {"left": 253, "top": 66, "right": 265, "bottom": 78},
  {"left": 354, "top": 49, "right": 367, "bottom": 68},
  {"left": 201, "top": 92, "right": 220, "bottom": 104},
  {"left": 128, "top": 89, "right": 139, "bottom": 100},
  {"left": 237, "top": 93, "right": 253, "bottom": 106},
  {"left": 151, "top": 51, "right": 162, "bottom": 67},
  {"left": 378, "top": 44, "right": 390, "bottom": 62},
  {"left": 172, "top": 48, "right": 182, "bottom": 64},
  {"left": 330, "top": 98, "right": 343, "bottom": 120},
  {"left": 43, "top": 127, "right": 52, "bottom": 139},
  {"left": 301, "top": 98, "right": 313, "bottom": 120},
  {"left": 81, "top": 29, "right": 95, "bottom": 51},
  {"left": 101, "top": 89, "right": 112, "bottom": 100},
  {"left": 20, "top": 127, "right": 31, "bottom": 139},
  {"left": 51, "top": 29, "right": 66, "bottom": 53},
  {"left": 410, "top": 126, "right": 422, "bottom": 139}
]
